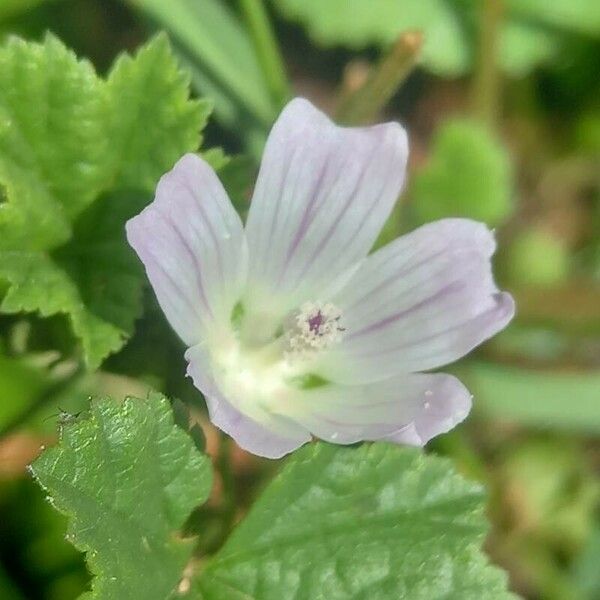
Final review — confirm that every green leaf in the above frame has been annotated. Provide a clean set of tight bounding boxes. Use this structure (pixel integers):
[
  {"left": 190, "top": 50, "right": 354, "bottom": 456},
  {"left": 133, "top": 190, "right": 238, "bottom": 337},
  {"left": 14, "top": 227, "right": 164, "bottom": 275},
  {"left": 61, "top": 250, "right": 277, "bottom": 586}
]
[
  {"left": 216, "top": 154, "right": 255, "bottom": 212},
  {"left": 105, "top": 33, "right": 211, "bottom": 192},
  {"left": 274, "top": 0, "right": 470, "bottom": 76},
  {"left": 0, "top": 190, "right": 148, "bottom": 368},
  {"left": 52, "top": 191, "right": 150, "bottom": 366},
  {"left": 192, "top": 443, "right": 516, "bottom": 600},
  {"left": 201, "top": 147, "right": 231, "bottom": 171},
  {"left": 31, "top": 393, "right": 212, "bottom": 600},
  {"left": 464, "top": 362, "right": 600, "bottom": 433},
  {"left": 411, "top": 119, "right": 513, "bottom": 227},
  {"left": 0, "top": 35, "right": 208, "bottom": 367},
  {"left": 125, "top": 0, "right": 277, "bottom": 131},
  {"left": 0, "top": 35, "right": 109, "bottom": 247}
]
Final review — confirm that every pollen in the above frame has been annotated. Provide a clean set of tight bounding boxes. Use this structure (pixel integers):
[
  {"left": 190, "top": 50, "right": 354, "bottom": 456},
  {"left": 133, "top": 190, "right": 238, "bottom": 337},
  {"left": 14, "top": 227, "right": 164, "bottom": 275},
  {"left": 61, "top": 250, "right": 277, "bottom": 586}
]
[{"left": 286, "top": 301, "right": 345, "bottom": 360}]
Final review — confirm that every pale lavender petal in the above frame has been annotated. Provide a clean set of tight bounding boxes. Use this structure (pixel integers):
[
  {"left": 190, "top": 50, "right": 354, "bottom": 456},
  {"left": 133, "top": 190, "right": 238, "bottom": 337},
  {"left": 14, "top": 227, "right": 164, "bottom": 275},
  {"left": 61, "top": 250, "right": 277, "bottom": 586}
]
[
  {"left": 286, "top": 372, "right": 471, "bottom": 446},
  {"left": 384, "top": 374, "right": 472, "bottom": 446},
  {"left": 316, "top": 219, "right": 515, "bottom": 384},
  {"left": 185, "top": 344, "right": 311, "bottom": 459},
  {"left": 243, "top": 97, "right": 408, "bottom": 322},
  {"left": 126, "top": 154, "right": 247, "bottom": 346}
]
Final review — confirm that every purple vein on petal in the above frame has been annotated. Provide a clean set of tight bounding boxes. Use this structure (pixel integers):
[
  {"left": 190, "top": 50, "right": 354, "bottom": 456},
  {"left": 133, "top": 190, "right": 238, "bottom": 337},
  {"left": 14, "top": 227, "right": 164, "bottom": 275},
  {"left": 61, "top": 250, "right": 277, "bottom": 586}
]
[
  {"left": 329, "top": 142, "right": 399, "bottom": 261},
  {"left": 349, "top": 292, "right": 512, "bottom": 359},
  {"left": 345, "top": 250, "right": 490, "bottom": 325},
  {"left": 139, "top": 237, "right": 201, "bottom": 322},
  {"left": 290, "top": 140, "right": 387, "bottom": 290},
  {"left": 347, "top": 280, "right": 465, "bottom": 340},
  {"left": 265, "top": 140, "right": 302, "bottom": 256},
  {"left": 181, "top": 178, "right": 225, "bottom": 299},
  {"left": 162, "top": 209, "right": 214, "bottom": 320},
  {"left": 283, "top": 153, "right": 333, "bottom": 266},
  {"left": 344, "top": 247, "right": 452, "bottom": 312},
  {"left": 300, "top": 129, "right": 402, "bottom": 287}
]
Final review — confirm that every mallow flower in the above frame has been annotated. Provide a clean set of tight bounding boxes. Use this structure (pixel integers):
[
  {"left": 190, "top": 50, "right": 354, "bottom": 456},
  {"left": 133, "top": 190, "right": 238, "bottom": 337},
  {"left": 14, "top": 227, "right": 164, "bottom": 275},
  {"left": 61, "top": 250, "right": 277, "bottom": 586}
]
[{"left": 126, "top": 98, "right": 514, "bottom": 458}]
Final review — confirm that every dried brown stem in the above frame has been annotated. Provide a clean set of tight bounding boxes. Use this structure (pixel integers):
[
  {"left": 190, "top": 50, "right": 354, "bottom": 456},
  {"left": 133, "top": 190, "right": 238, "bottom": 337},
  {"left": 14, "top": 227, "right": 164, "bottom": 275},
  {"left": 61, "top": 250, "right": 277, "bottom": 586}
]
[{"left": 336, "top": 31, "right": 423, "bottom": 126}]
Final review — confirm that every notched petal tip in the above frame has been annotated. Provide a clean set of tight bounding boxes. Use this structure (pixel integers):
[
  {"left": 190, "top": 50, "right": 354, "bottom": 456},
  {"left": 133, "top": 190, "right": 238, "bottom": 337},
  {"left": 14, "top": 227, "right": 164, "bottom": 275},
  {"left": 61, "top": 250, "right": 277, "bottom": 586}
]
[
  {"left": 369, "top": 118, "right": 409, "bottom": 153},
  {"left": 481, "top": 290, "right": 516, "bottom": 341},
  {"left": 318, "top": 216, "right": 514, "bottom": 383},
  {"left": 244, "top": 96, "right": 410, "bottom": 313},
  {"left": 282, "top": 97, "right": 409, "bottom": 146},
  {"left": 427, "top": 218, "right": 498, "bottom": 258},
  {"left": 493, "top": 290, "right": 516, "bottom": 321}
]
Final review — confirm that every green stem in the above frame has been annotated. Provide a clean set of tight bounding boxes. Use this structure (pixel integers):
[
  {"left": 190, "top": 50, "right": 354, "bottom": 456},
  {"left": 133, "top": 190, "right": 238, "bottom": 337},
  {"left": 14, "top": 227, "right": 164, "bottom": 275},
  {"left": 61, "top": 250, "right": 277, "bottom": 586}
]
[
  {"left": 238, "top": 0, "right": 291, "bottom": 108},
  {"left": 336, "top": 31, "right": 423, "bottom": 126},
  {"left": 472, "top": 0, "right": 504, "bottom": 128}
]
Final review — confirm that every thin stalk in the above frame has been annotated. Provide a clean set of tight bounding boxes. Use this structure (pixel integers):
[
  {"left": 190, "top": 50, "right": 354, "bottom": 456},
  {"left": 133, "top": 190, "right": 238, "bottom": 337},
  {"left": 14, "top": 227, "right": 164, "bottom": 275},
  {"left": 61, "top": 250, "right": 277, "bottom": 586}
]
[
  {"left": 239, "top": 0, "right": 291, "bottom": 108},
  {"left": 336, "top": 31, "right": 423, "bottom": 126},
  {"left": 472, "top": 0, "right": 504, "bottom": 129}
]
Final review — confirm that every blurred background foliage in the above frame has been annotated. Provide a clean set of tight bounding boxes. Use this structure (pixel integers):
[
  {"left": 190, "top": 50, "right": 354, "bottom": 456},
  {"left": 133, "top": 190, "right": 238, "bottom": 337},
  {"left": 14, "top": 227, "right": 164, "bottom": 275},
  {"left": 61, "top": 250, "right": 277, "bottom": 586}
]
[{"left": 0, "top": 1, "right": 598, "bottom": 599}]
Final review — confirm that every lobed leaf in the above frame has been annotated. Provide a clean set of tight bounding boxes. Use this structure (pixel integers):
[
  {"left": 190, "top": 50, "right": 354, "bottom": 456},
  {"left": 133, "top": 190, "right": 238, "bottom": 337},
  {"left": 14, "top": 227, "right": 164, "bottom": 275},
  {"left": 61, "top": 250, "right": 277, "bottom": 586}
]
[
  {"left": 125, "top": 0, "right": 278, "bottom": 135},
  {"left": 0, "top": 34, "right": 209, "bottom": 367},
  {"left": 30, "top": 393, "right": 213, "bottom": 600},
  {"left": 105, "top": 33, "right": 211, "bottom": 192},
  {"left": 0, "top": 35, "right": 109, "bottom": 248},
  {"left": 192, "top": 442, "right": 517, "bottom": 600}
]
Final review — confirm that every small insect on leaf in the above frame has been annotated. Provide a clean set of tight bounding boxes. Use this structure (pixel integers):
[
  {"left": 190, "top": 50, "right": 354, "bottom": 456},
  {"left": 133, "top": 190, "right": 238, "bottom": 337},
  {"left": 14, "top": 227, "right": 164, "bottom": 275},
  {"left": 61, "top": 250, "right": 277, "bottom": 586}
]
[{"left": 44, "top": 407, "right": 83, "bottom": 427}]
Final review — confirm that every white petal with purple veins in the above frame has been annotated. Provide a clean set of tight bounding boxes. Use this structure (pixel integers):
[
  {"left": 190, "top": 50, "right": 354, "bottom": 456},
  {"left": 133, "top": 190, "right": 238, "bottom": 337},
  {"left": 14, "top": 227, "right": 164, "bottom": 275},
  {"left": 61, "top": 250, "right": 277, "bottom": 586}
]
[
  {"left": 126, "top": 154, "right": 247, "bottom": 346},
  {"left": 243, "top": 98, "right": 408, "bottom": 335},
  {"left": 126, "top": 100, "right": 514, "bottom": 458},
  {"left": 316, "top": 219, "right": 515, "bottom": 384},
  {"left": 286, "top": 372, "right": 471, "bottom": 446}
]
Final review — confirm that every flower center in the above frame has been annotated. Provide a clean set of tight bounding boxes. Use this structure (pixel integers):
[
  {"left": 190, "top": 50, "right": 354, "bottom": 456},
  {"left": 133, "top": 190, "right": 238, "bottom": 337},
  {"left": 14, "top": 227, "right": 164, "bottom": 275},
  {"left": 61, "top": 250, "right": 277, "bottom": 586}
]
[
  {"left": 286, "top": 301, "right": 345, "bottom": 360},
  {"left": 211, "top": 300, "right": 345, "bottom": 408}
]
